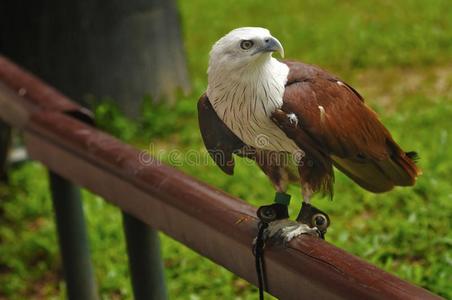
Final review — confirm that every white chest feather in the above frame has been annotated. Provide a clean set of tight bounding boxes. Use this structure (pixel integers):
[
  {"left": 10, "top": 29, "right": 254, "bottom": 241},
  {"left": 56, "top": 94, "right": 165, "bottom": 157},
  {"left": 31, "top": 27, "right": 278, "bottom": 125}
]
[{"left": 207, "top": 59, "right": 300, "bottom": 153}]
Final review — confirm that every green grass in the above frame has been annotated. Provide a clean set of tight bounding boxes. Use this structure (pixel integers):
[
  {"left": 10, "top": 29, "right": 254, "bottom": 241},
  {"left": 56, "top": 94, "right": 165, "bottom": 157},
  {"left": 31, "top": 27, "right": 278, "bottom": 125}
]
[{"left": 1, "top": 0, "right": 451, "bottom": 299}]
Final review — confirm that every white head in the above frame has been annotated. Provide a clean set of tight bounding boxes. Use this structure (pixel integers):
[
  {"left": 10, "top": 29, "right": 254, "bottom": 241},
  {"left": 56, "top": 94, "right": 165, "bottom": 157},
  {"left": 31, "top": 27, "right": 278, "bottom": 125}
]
[
  {"left": 206, "top": 28, "right": 296, "bottom": 153},
  {"left": 208, "top": 27, "right": 284, "bottom": 77}
]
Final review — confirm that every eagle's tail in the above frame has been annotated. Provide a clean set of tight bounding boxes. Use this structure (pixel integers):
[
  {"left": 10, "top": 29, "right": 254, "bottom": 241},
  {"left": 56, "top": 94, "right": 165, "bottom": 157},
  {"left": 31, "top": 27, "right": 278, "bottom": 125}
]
[{"left": 331, "top": 142, "right": 421, "bottom": 193}]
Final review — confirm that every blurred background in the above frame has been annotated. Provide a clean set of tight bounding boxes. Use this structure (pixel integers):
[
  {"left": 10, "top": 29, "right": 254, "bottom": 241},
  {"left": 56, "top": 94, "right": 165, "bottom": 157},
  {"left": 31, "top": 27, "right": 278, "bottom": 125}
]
[{"left": 0, "top": 0, "right": 451, "bottom": 299}]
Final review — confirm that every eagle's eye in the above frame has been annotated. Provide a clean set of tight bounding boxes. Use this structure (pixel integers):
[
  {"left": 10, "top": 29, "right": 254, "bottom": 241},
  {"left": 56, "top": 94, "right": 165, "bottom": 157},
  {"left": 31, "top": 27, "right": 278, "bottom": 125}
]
[
  {"left": 312, "top": 213, "right": 328, "bottom": 231},
  {"left": 240, "top": 40, "right": 254, "bottom": 50}
]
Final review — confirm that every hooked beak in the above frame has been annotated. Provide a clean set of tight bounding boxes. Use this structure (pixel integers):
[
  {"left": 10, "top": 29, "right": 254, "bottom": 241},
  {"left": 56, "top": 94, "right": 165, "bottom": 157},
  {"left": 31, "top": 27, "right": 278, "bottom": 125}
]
[{"left": 253, "top": 37, "right": 284, "bottom": 58}]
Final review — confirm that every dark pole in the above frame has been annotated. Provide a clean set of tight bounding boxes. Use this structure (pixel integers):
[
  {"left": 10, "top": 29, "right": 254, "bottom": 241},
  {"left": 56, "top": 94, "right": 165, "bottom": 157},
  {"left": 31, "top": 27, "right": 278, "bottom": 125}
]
[
  {"left": 48, "top": 171, "right": 98, "bottom": 300},
  {"left": 0, "top": 120, "right": 11, "bottom": 182},
  {"left": 122, "top": 212, "right": 168, "bottom": 300}
]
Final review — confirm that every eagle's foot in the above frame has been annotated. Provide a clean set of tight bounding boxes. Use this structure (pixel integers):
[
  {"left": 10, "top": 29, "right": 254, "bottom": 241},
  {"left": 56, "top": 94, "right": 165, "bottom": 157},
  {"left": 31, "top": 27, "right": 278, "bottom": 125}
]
[
  {"left": 255, "top": 202, "right": 320, "bottom": 246},
  {"left": 264, "top": 219, "right": 320, "bottom": 245},
  {"left": 296, "top": 203, "right": 330, "bottom": 239}
]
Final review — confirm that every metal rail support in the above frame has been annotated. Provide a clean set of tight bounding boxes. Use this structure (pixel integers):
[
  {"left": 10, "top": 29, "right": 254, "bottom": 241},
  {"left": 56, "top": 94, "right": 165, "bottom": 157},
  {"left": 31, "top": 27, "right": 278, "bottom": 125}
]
[
  {"left": 0, "top": 120, "right": 11, "bottom": 182},
  {"left": 49, "top": 171, "right": 98, "bottom": 300},
  {"left": 122, "top": 212, "right": 168, "bottom": 300}
]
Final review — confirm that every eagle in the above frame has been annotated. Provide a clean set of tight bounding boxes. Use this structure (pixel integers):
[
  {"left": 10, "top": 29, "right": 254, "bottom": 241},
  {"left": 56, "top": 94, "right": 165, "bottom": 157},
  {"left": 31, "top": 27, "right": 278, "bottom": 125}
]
[{"left": 198, "top": 27, "right": 420, "bottom": 242}]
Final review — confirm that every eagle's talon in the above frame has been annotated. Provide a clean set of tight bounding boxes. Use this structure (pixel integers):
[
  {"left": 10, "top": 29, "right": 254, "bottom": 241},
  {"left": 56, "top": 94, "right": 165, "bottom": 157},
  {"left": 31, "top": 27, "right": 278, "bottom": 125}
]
[{"left": 263, "top": 219, "right": 320, "bottom": 245}]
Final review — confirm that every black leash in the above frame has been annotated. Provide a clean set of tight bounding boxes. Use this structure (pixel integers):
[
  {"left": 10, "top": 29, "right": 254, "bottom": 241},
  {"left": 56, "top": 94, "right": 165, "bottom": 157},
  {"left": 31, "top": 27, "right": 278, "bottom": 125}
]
[
  {"left": 253, "top": 193, "right": 291, "bottom": 300},
  {"left": 254, "top": 221, "right": 268, "bottom": 300}
]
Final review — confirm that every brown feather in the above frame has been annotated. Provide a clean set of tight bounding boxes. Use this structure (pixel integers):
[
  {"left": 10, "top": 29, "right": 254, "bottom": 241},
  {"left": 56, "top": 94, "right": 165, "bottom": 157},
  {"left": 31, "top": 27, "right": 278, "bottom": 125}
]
[
  {"left": 271, "top": 109, "right": 334, "bottom": 197},
  {"left": 242, "top": 147, "right": 299, "bottom": 192},
  {"left": 274, "top": 61, "right": 420, "bottom": 194}
]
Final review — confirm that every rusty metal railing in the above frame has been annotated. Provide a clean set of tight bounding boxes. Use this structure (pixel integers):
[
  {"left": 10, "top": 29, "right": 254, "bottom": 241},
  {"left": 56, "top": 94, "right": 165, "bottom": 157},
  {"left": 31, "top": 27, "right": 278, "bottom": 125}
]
[{"left": 0, "top": 55, "right": 442, "bottom": 300}]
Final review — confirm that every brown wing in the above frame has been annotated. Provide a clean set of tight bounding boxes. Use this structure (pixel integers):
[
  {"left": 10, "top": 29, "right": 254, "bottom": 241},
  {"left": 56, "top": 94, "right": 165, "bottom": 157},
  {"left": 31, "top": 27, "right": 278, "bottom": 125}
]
[
  {"left": 198, "top": 94, "right": 245, "bottom": 175},
  {"left": 273, "top": 61, "right": 420, "bottom": 193}
]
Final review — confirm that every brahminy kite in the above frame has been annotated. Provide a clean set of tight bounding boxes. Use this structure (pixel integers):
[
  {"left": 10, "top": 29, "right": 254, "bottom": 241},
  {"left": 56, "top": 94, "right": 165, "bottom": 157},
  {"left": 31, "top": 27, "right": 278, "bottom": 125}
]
[{"left": 198, "top": 27, "right": 420, "bottom": 242}]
